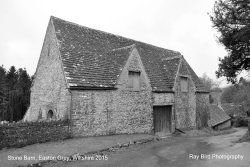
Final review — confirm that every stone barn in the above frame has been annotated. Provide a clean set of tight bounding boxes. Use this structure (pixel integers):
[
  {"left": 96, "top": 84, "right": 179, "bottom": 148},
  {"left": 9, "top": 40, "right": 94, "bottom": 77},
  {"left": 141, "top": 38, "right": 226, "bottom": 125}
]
[{"left": 24, "top": 16, "right": 210, "bottom": 137}]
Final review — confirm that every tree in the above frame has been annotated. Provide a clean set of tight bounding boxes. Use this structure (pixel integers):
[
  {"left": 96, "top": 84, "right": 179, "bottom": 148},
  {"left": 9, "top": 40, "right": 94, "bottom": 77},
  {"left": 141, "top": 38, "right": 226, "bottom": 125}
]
[
  {"left": 16, "top": 68, "right": 32, "bottom": 119},
  {"left": 6, "top": 66, "right": 18, "bottom": 91},
  {"left": 199, "top": 73, "right": 220, "bottom": 90},
  {"left": 199, "top": 73, "right": 221, "bottom": 104},
  {"left": 6, "top": 66, "right": 18, "bottom": 121},
  {"left": 210, "top": 0, "right": 250, "bottom": 84},
  {"left": 1, "top": 66, "right": 33, "bottom": 122},
  {"left": 0, "top": 66, "right": 8, "bottom": 121},
  {"left": 221, "top": 85, "right": 237, "bottom": 103},
  {"left": 221, "top": 78, "right": 250, "bottom": 115}
]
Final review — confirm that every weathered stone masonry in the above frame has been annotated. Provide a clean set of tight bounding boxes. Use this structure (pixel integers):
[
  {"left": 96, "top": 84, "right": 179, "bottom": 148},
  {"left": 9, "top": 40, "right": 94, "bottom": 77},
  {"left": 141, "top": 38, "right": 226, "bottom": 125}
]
[
  {"left": 24, "top": 21, "right": 70, "bottom": 121},
  {"left": 174, "top": 60, "right": 196, "bottom": 129},
  {"left": 71, "top": 48, "right": 153, "bottom": 137},
  {"left": 196, "top": 93, "right": 210, "bottom": 129},
  {"left": 71, "top": 90, "right": 152, "bottom": 137},
  {"left": 0, "top": 120, "right": 70, "bottom": 149},
  {"left": 24, "top": 16, "right": 210, "bottom": 137}
]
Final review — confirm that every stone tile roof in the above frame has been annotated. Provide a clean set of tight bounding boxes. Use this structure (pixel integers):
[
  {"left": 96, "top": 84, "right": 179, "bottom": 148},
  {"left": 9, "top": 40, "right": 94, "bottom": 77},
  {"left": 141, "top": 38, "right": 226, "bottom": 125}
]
[
  {"left": 222, "top": 103, "right": 246, "bottom": 117},
  {"left": 51, "top": 16, "right": 208, "bottom": 92},
  {"left": 67, "top": 44, "right": 134, "bottom": 88},
  {"left": 158, "top": 57, "right": 181, "bottom": 91},
  {"left": 208, "top": 104, "right": 231, "bottom": 127}
]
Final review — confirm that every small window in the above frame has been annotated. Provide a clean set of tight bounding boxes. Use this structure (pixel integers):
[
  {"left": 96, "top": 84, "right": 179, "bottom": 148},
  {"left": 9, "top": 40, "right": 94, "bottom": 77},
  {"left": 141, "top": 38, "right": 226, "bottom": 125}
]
[
  {"left": 180, "top": 77, "right": 188, "bottom": 92},
  {"left": 128, "top": 71, "right": 141, "bottom": 90},
  {"left": 47, "top": 110, "right": 53, "bottom": 119}
]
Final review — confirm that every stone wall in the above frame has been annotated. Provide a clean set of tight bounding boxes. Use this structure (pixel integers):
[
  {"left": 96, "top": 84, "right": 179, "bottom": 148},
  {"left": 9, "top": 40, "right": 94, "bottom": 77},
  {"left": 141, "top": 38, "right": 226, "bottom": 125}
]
[
  {"left": 196, "top": 93, "right": 210, "bottom": 129},
  {"left": 153, "top": 93, "right": 174, "bottom": 106},
  {"left": 214, "top": 120, "right": 231, "bottom": 130},
  {"left": 71, "top": 90, "right": 152, "bottom": 137},
  {"left": 174, "top": 60, "right": 196, "bottom": 129},
  {"left": 71, "top": 48, "right": 153, "bottom": 137},
  {"left": 0, "top": 120, "right": 70, "bottom": 149},
  {"left": 24, "top": 19, "right": 71, "bottom": 121}
]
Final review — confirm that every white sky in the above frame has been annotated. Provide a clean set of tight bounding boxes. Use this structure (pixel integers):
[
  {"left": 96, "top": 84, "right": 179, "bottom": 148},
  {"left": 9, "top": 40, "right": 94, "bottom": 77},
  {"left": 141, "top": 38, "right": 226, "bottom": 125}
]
[{"left": 0, "top": 0, "right": 230, "bottom": 86}]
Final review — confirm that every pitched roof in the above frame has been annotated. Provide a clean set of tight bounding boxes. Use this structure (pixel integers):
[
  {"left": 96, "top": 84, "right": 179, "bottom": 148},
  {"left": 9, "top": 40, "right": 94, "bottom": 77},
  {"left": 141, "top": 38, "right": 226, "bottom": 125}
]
[
  {"left": 221, "top": 103, "right": 246, "bottom": 117},
  {"left": 159, "top": 57, "right": 181, "bottom": 91},
  {"left": 66, "top": 44, "right": 134, "bottom": 88},
  {"left": 51, "top": 16, "right": 207, "bottom": 92},
  {"left": 208, "top": 104, "right": 231, "bottom": 127}
]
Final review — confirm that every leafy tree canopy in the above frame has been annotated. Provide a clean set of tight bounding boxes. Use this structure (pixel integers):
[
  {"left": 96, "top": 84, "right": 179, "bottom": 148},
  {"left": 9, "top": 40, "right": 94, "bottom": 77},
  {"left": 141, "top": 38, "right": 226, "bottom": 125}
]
[
  {"left": 210, "top": 0, "right": 250, "bottom": 84},
  {"left": 199, "top": 73, "right": 221, "bottom": 90},
  {"left": 221, "top": 78, "right": 250, "bottom": 114}
]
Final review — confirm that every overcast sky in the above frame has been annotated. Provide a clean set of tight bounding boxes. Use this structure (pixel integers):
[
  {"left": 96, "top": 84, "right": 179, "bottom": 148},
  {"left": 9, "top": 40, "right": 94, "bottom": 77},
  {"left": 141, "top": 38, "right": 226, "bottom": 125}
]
[{"left": 0, "top": 0, "right": 230, "bottom": 86}]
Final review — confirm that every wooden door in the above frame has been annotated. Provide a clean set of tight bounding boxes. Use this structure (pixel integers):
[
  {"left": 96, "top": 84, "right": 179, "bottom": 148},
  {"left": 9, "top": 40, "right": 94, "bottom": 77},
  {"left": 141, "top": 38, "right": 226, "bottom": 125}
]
[{"left": 153, "top": 106, "right": 172, "bottom": 135}]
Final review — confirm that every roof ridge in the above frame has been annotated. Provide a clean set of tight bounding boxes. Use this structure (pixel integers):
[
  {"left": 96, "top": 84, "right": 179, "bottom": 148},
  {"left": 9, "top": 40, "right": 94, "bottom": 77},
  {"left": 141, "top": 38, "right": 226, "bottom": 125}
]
[
  {"left": 111, "top": 44, "right": 136, "bottom": 52},
  {"left": 162, "top": 55, "right": 182, "bottom": 61},
  {"left": 50, "top": 16, "right": 202, "bottom": 91},
  {"left": 51, "top": 15, "right": 96, "bottom": 33},
  {"left": 50, "top": 16, "right": 181, "bottom": 55}
]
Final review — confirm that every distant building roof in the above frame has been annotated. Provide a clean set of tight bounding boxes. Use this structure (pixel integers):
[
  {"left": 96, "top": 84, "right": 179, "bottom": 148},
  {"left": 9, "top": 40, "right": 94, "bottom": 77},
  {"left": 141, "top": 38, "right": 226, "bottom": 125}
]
[
  {"left": 210, "top": 88, "right": 222, "bottom": 92},
  {"left": 208, "top": 104, "right": 231, "bottom": 127},
  {"left": 221, "top": 103, "right": 246, "bottom": 117},
  {"left": 51, "top": 16, "right": 208, "bottom": 92}
]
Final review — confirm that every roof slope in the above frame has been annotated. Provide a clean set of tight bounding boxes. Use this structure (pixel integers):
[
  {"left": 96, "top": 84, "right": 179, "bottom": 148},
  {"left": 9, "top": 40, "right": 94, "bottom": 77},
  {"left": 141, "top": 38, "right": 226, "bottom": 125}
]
[
  {"left": 51, "top": 16, "right": 207, "bottom": 92},
  {"left": 208, "top": 104, "right": 231, "bottom": 127},
  {"left": 222, "top": 103, "right": 246, "bottom": 117},
  {"left": 159, "top": 57, "right": 181, "bottom": 91}
]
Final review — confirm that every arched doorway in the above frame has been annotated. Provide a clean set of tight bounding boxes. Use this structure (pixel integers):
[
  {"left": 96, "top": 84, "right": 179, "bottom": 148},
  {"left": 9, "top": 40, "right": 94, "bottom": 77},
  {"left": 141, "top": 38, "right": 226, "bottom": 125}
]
[{"left": 47, "top": 110, "right": 54, "bottom": 119}]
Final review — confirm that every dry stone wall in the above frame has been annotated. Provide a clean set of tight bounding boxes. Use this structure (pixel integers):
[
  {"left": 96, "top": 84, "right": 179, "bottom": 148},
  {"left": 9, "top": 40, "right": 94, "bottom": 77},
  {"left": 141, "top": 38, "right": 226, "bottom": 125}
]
[{"left": 0, "top": 120, "right": 70, "bottom": 149}]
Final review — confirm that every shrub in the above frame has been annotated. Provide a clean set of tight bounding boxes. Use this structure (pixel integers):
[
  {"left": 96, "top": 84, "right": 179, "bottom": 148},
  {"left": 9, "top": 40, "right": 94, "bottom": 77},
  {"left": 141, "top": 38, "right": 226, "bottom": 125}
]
[{"left": 232, "top": 116, "right": 249, "bottom": 127}]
